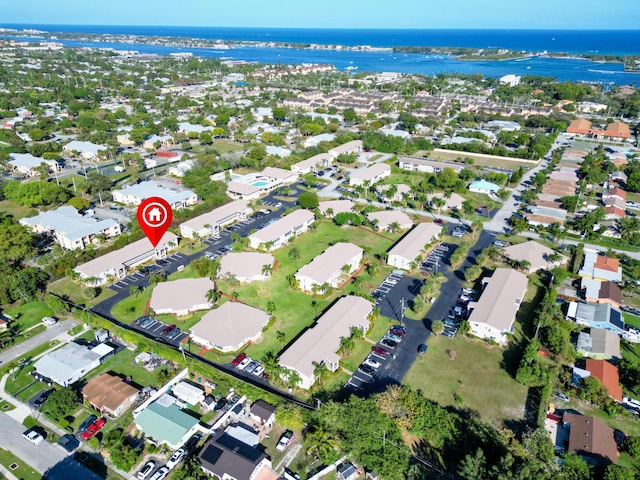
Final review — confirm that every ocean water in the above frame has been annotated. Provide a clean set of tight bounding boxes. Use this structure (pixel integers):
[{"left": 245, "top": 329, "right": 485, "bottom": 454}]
[{"left": 2, "top": 25, "right": 640, "bottom": 83}]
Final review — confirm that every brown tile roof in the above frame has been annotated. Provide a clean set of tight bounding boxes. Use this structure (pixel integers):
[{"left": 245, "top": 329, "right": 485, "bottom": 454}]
[
  {"left": 567, "top": 118, "right": 592, "bottom": 134},
  {"left": 605, "top": 121, "right": 630, "bottom": 138},
  {"left": 82, "top": 373, "right": 140, "bottom": 412},
  {"left": 594, "top": 256, "right": 620, "bottom": 273},
  {"left": 565, "top": 413, "right": 618, "bottom": 465},
  {"left": 249, "top": 400, "right": 276, "bottom": 422},
  {"left": 585, "top": 359, "right": 623, "bottom": 401},
  {"left": 599, "top": 282, "right": 622, "bottom": 304}
]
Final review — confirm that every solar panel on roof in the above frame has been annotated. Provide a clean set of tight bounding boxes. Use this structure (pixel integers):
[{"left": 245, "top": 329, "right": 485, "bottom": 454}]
[{"left": 610, "top": 309, "right": 624, "bottom": 330}]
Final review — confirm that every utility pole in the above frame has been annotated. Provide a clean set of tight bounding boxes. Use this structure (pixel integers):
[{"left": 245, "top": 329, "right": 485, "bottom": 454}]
[{"left": 400, "top": 298, "right": 405, "bottom": 326}]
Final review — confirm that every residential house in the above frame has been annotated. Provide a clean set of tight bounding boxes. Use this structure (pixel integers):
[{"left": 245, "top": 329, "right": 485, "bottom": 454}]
[
  {"left": 34, "top": 343, "right": 115, "bottom": 386},
  {"left": 295, "top": 243, "right": 363, "bottom": 292},
  {"left": 279, "top": 296, "right": 373, "bottom": 390},
  {"left": 172, "top": 381, "right": 205, "bottom": 406},
  {"left": 367, "top": 210, "right": 413, "bottom": 231},
  {"left": 248, "top": 209, "right": 315, "bottom": 251},
  {"left": 376, "top": 183, "right": 411, "bottom": 202},
  {"left": 581, "top": 279, "right": 622, "bottom": 309},
  {"left": 576, "top": 329, "right": 621, "bottom": 360},
  {"left": 74, "top": 232, "right": 178, "bottom": 285},
  {"left": 586, "top": 359, "right": 623, "bottom": 402},
  {"left": 180, "top": 200, "right": 250, "bottom": 239},
  {"left": 579, "top": 250, "right": 623, "bottom": 283},
  {"left": 142, "top": 135, "right": 173, "bottom": 150},
  {"left": 134, "top": 395, "right": 200, "bottom": 449},
  {"left": 291, "top": 153, "right": 334, "bottom": 174},
  {"left": 266, "top": 146, "right": 291, "bottom": 158},
  {"left": 426, "top": 192, "right": 465, "bottom": 211},
  {"left": 112, "top": 181, "right": 198, "bottom": 209},
  {"left": 219, "top": 252, "right": 275, "bottom": 283},
  {"left": 8, "top": 153, "right": 60, "bottom": 177},
  {"left": 150, "top": 278, "right": 215, "bottom": 316},
  {"left": 337, "top": 463, "right": 359, "bottom": 480},
  {"left": 82, "top": 373, "right": 140, "bottom": 417},
  {"left": 178, "top": 122, "right": 212, "bottom": 135},
  {"left": 260, "top": 166, "right": 299, "bottom": 185},
  {"left": 190, "top": 302, "right": 270, "bottom": 352},
  {"left": 387, "top": 222, "right": 442, "bottom": 270},
  {"left": 329, "top": 140, "right": 363, "bottom": 156},
  {"left": 20, "top": 206, "right": 121, "bottom": 250},
  {"left": 563, "top": 413, "right": 618, "bottom": 465},
  {"left": 198, "top": 430, "right": 277, "bottom": 480},
  {"left": 248, "top": 400, "right": 276, "bottom": 428},
  {"left": 502, "top": 240, "right": 566, "bottom": 273},
  {"left": 349, "top": 163, "right": 391, "bottom": 186},
  {"left": 568, "top": 301, "right": 625, "bottom": 336},
  {"left": 303, "top": 133, "right": 336, "bottom": 148},
  {"left": 468, "top": 180, "right": 501, "bottom": 195},
  {"left": 63, "top": 140, "right": 108, "bottom": 160},
  {"left": 318, "top": 200, "right": 354, "bottom": 217},
  {"left": 466, "top": 268, "right": 528, "bottom": 344}
]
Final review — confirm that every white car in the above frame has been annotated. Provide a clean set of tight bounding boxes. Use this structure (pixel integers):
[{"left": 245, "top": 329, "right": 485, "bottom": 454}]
[
  {"left": 137, "top": 460, "right": 156, "bottom": 480},
  {"left": 166, "top": 448, "right": 185, "bottom": 470},
  {"left": 23, "top": 429, "right": 44, "bottom": 445},
  {"left": 237, "top": 357, "right": 252, "bottom": 371},
  {"left": 276, "top": 430, "right": 293, "bottom": 452},
  {"left": 252, "top": 365, "right": 265, "bottom": 377},
  {"left": 149, "top": 466, "right": 170, "bottom": 480},
  {"left": 42, "top": 316, "right": 57, "bottom": 326},
  {"left": 363, "top": 356, "right": 381, "bottom": 369}
]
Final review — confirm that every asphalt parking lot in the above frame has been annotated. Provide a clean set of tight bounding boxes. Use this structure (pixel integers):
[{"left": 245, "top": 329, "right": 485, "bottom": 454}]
[
  {"left": 131, "top": 316, "right": 189, "bottom": 347},
  {"left": 373, "top": 273, "right": 423, "bottom": 322},
  {"left": 421, "top": 242, "right": 456, "bottom": 274}
]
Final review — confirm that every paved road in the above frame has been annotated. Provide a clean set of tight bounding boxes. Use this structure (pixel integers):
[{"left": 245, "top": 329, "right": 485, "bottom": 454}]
[
  {"left": 0, "top": 412, "right": 67, "bottom": 474},
  {"left": 0, "top": 319, "right": 77, "bottom": 366}
]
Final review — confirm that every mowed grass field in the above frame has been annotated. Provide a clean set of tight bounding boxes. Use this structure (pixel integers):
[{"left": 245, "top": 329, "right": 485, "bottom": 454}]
[
  {"left": 403, "top": 335, "right": 528, "bottom": 425},
  {"left": 428, "top": 148, "right": 539, "bottom": 171}
]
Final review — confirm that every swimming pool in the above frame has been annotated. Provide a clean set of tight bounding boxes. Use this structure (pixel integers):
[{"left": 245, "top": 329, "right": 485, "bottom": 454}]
[{"left": 252, "top": 181, "right": 269, "bottom": 187}]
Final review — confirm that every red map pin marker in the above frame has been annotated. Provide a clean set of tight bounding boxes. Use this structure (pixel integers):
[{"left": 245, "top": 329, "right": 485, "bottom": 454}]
[{"left": 137, "top": 197, "right": 173, "bottom": 248}]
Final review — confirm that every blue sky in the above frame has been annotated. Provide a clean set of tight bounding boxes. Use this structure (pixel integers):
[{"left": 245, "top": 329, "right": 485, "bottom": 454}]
[{"left": 2, "top": 0, "right": 639, "bottom": 29}]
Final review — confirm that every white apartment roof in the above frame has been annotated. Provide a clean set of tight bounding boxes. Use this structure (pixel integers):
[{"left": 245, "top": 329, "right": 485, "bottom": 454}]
[
  {"left": 304, "top": 133, "right": 336, "bottom": 146},
  {"left": 9, "top": 152, "right": 56, "bottom": 169},
  {"left": 261, "top": 166, "right": 297, "bottom": 181},
  {"left": 329, "top": 140, "right": 362, "bottom": 155},
  {"left": 366, "top": 211, "right": 413, "bottom": 230},
  {"left": 387, "top": 222, "right": 442, "bottom": 261},
  {"left": 34, "top": 343, "right": 101, "bottom": 383},
  {"left": 180, "top": 200, "right": 249, "bottom": 232},
  {"left": 292, "top": 153, "right": 334, "bottom": 172},
  {"left": 219, "top": 252, "right": 275, "bottom": 280},
  {"left": 178, "top": 122, "right": 212, "bottom": 133},
  {"left": 63, "top": 140, "right": 107, "bottom": 155},
  {"left": 503, "top": 240, "right": 565, "bottom": 271},
  {"left": 75, "top": 231, "right": 178, "bottom": 278},
  {"left": 249, "top": 209, "right": 314, "bottom": 245},
  {"left": 20, "top": 206, "right": 119, "bottom": 242},
  {"left": 296, "top": 243, "right": 362, "bottom": 285},
  {"left": 318, "top": 200, "right": 354, "bottom": 216},
  {"left": 113, "top": 181, "right": 196, "bottom": 205},
  {"left": 467, "top": 268, "right": 528, "bottom": 333},
  {"left": 150, "top": 278, "right": 214, "bottom": 313},
  {"left": 279, "top": 296, "right": 373, "bottom": 379},
  {"left": 190, "top": 302, "right": 270, "bottom": 350},
  {"left": 227, "top": 181, "right": 261, "bottom": 196},
  {"left": 266, "top": 146, "right": 291, "bottom": 157},
  {"left": 398, "top": 157, "right": 463, "bottom": 172},
  {"left": 350, "top": 163, "right": 391, "bottom": 182}
]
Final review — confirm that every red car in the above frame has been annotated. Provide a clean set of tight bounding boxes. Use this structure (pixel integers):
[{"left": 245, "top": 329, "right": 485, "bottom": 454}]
[
  {"left": 371, "top": 346, "right": 387, "bottom": 356},
  {"left": 81, "top": 418, "right": 106, "bottom": 440},
  {"left": 232, "top": 353, "right": 247, "bottom": 366},
  {"left": 434, "top": 219, "right": 443, "bottom": 224}
]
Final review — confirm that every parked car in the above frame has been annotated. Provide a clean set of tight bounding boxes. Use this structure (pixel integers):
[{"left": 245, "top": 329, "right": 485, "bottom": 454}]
[
  {"left": 162, "top": 324, "right": 177, "bottom": 335},
  {"left": 358, "top": 364, "right": 376, "bottom": 375},
  {"left": 554, "top": 393, "right": 570, "bottom": 402},
  {"left": 232, "top": 353, "right": 247, "bottom": 366},
  {"left": 33, "top": 389, "right": 52, "bottom": 408},
  {"left": 237, "top": 357, "right": 252, "bottom": 370},
  {"left": 213, "top": 397, "right": 227, "bottom": 411},
  {"left": 42, "top": 316, "right": 57, "bottom": 326},
  {"left": 363, "top": 356, "right": 381, "bottom": 369},
  {"left": 434, "top": 218, "right": 443, "bottom": 224},
  {"left": 276, "top": 430, "right": 294, "bottom": 452},
  {"left": 371, "top": 346, "right": 387, "bottom": 356},
  {"left": 23, "top": 428, "right": 44, "bottom": 445},
  {"left": 384, "top": 333, "right": 403, "bottom": 343},
  {"left": 389, "top": 326, "right": 406, "bottom": 337},
  {"left": 57, "top": 434, "right": 79, "bottom": 452},
  {"left": 167, "top": 448, "right": 186, "bottom": 470},
  {"left": 137, "top": 460, "right": 156, "bottom": 480},
  {"left": 78, "top": 414, "right": 97, "bottom": 433},
  {"left": 380, "top": 338, "right": 397, "bottom": 349},
  {"left": 252, "top": 365, "right": 265, "bottom": 377},
  {"left": 418, "top": 344, "right": 428, "bottom": 355},
  {"left": 81, "top": 418, "right": 106, "bottom": 440},
  {"left": 245, "top": 361, "right": 259, "bottom": 374},
  {"left": 149, "top": 466, "right": 170, "bottom": 480}
]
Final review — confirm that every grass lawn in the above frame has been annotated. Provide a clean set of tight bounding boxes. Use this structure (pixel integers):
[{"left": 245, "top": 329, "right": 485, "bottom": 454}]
[
  {"left": 212, "top": 140, "right": 246, "bottom": 153},
  {"left": 0, "top": 199, "right": 33, "bottom": 220},
  {"left": 5, "top": 302, "right": 54, "bottom": 331},
  {"left": 403, "top": 335, "right": 528, "bottom": 425},
  {"left": 0, "top": 399, "right": 15, "bottom": 411},
  {"left": 430, "top": 148, "right": 539, "bottom": 171},
  {"left": 0, "top": 448, "right": 40, "bottom": 480},
  {"left": 88, "top": 349, "right": 166, "bottom": 389},
  {"left": 48, "top": 276, "right": 116, "bottom": 307},
  {"left": 624, "top": 313, "right": 640, "bottom": 330},
  {"left": 3, "top": 340, "right": 61, "bottom": 392}
]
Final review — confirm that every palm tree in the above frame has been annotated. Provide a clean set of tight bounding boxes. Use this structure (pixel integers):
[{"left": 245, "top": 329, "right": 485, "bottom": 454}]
[
  {"left": 349, "top": 326, "right": 364, "bottom": 341},
  {"left": 230, "top": 232, "right": 242, "bottom": 243},
  {"left": 206, "top": 289, "right": 221, "bottom": 305},
  {"left": 319, "top": 282, "right": 331, "bottom": 295},
  {"left": 313, "top": 361, "right": 329, "bottom": 383},
  {"left": 339, "top": 335, "right": 355, "bottom": 356},
  {"left": 225, "top": 273, "right": 240, "bottom": 291},
  {"left": 289, "top": 247, "right": 300, "bottom": 261},
  {"left": 276, "top": 331, "right": 286, "bottom": 348},
  {"left": 311, "top": 300, "right": 320, "bottom": 317},
  {"left": 432, "top": 196, "right": 446, "bottom": 215},
  {"left": 7, "top": 360, "right": 19, "bottom": 380},
  {"left": 351, "top": 276, "right": 363, "bottom": 291},
  {"left": 325, "top": 208, "right": 334, "bottom": 218},
  {"left": 286, "top": 275, "right": 300, "bottom": 290},
  {"left": 304, "top": 424, "right": 340, "bottom": 461},
  {"left": 261, "top": 263, "right": 274, "bottom": 277},
  {"left": 261, "top": 351, "right": 282, "bottom": 381},
  {"left": 366, "top": 262, "right": 379, "bottom": 276},
  {"left": 231, "top": 291, "right": 240, "bottom": 302},
  {"left": 266, "top": 301, "right": 276, "bottom": 315},
  {"left": 340, "top": 264, "right": 351, "bottom": 276},
  {"left": 264, "top": 240, "right": 275, "bottom": 251},
  {"left": 285, "top": 369, "right": 301, "bottom": 390},
  {"left": 388, "top": 221, "right": 401, "bottom": 234},
  {"left": 129, "top": 285, "right": 140, "bottom": 297}
]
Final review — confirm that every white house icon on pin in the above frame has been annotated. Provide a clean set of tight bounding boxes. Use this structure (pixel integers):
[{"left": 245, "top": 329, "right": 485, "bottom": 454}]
[{"left": 148, "top": 207, "right": 163, "bottom": 222}]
